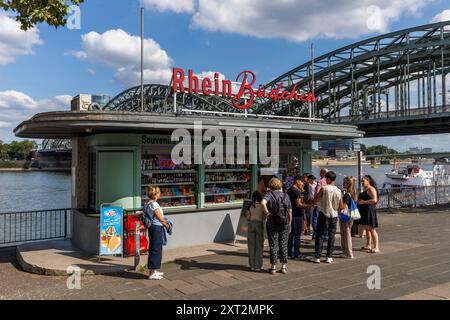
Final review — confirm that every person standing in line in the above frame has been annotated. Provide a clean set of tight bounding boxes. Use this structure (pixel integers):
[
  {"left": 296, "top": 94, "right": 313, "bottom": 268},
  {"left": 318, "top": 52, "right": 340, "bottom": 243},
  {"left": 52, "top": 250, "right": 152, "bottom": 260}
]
[
  {"left": 261, "top": 177, "right": 292, "bottom": 275},
  {"left": 313, "top": 168, "right": 329, "bottom": 241},
  {"left": 287, "top": 176, "right": 310, "bottom": 260},
  {"left": 358, "top": 175, "right": 380, "bottom": 253},
  {"left": 301, "top": 173, "right": 311, "bottom": 235},
  {"left": 257, "top": 176, "right": 267, "bottom": 195},
  {"left": 340, "top": 176, "right": 358, "bottom": 259},
  {"left": 309, "top": 171, "right": 344, "bottom": 264},
  {"left": 245, "top": 191, "right": 265, "bottom": 272},
  {"left": 145, "top": 186, "right": 171, "bottom": 280},
  {"left": 307, "top": 174, "right": 318, "bottom": 238}
]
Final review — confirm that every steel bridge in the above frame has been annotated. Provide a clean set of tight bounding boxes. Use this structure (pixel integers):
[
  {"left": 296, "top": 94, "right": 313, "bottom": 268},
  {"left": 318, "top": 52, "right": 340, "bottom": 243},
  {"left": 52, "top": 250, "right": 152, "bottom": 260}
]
[{"left": 45, "top": 21, "right": 450, "bottom": 150}]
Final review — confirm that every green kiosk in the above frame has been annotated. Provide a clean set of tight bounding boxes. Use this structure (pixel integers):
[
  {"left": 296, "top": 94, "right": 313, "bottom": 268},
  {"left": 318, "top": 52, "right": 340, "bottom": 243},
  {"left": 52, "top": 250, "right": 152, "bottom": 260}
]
[{"left": 14, "top": 86, "right": 363, "bottom": 254}]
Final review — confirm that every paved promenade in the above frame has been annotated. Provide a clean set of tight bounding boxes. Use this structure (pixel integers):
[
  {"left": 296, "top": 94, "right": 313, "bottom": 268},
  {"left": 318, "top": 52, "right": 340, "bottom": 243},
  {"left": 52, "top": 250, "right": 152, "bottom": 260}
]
[{"left": 1, "top": 206, "right": 450, "bottom": 300}]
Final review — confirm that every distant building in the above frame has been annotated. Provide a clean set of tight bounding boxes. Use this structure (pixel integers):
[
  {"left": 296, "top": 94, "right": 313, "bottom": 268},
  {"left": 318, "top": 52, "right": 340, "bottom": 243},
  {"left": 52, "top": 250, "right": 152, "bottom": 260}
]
[
  {"left": 71, "top": 94, "right": 111, "bottom": 111},
  {"left": 318, "top": 139, "right": 359, "bottom": 159}
]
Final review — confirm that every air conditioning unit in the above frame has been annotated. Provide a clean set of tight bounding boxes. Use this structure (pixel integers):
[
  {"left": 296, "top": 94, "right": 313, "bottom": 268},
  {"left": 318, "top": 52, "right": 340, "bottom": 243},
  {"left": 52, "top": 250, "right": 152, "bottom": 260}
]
[{"left": 71, "top": 94, "right": 92, "bottom": 111}]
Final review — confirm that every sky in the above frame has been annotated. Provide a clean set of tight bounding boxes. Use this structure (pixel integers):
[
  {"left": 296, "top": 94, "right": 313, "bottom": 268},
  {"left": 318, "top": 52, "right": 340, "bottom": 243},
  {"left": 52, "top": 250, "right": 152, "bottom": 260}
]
[{"left": 0, "top": 0, "right": 449, "bottom": 151}]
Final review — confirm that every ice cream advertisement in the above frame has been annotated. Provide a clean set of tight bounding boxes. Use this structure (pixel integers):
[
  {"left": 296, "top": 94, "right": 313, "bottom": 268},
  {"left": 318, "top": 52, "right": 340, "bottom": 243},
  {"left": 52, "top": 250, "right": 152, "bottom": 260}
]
[{"left": 100, "top": 205, "right": 123, "bottom": 256}]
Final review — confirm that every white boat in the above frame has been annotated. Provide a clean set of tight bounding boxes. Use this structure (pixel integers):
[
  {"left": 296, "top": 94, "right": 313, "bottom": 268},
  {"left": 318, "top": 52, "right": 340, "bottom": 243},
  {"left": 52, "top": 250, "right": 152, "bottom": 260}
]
[{"left": 383, "top": 164, "right": 433, "bottom": 188}]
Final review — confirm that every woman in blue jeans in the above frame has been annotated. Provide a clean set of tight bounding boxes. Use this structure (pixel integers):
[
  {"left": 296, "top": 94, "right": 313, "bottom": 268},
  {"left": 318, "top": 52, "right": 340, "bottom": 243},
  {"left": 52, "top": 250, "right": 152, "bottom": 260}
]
[{"left": 145, "top": 186, "right": 170, "bottom": 280}]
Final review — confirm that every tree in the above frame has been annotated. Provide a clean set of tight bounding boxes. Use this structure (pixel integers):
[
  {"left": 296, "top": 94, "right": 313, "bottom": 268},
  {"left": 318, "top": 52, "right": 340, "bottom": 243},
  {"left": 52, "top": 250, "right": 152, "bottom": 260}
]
[
  {"left": 6, "top": 140, "right": 37, "bottom": 160},
  {"left": 365, "top": 145, "right": 398, "bottom": 156},
  {"left": 359, "top": 143, "right": 367, "bottom": 154},
  {"left": 1, "top": 0, "right": 84, "bottom": 31},
  {"left": 0, "top": 140, "right": 9, "bottom": 160}
]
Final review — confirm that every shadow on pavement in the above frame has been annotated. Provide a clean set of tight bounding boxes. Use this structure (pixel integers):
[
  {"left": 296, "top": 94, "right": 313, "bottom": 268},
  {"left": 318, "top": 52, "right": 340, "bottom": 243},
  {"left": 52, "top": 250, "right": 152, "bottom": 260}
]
[{"left": 174, "top": 258, "right": 250, "bottom": 272}]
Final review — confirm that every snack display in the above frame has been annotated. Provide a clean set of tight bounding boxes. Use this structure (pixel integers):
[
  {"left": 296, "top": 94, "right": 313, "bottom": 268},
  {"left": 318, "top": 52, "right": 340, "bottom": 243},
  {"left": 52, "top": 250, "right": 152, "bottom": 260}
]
[{"left": 141, "top": 152, "right": 197, "bottom": 209}]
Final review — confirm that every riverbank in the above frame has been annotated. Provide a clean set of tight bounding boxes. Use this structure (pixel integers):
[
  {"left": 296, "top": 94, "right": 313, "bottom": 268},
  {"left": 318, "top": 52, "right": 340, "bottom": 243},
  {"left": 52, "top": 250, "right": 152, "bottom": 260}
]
[
  {"left": 313, "top": 159, "right": 369, "bottom": 166},
  {"left": 313, "top": 158, "right": 435, "bottom": 167}
]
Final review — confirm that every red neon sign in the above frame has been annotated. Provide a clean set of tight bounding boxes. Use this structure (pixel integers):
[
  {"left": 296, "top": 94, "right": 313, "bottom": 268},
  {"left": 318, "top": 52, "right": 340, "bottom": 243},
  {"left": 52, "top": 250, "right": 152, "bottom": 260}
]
[{"left": 172, "top": 68, "right": 316, "bottom": 110}]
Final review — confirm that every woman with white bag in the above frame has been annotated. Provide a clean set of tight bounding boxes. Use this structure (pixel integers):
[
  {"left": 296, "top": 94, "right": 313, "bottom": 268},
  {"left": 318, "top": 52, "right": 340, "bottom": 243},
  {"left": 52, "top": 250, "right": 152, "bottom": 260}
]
[{"left": 339, "top": 176, "right": 360, "bottom": 259}]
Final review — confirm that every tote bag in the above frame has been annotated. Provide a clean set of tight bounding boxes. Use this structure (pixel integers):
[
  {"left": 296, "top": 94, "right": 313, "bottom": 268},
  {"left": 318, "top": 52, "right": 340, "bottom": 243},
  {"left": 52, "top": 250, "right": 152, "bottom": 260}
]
[{"left": 349, "top": 197, "right": 361, "bottom": 221}]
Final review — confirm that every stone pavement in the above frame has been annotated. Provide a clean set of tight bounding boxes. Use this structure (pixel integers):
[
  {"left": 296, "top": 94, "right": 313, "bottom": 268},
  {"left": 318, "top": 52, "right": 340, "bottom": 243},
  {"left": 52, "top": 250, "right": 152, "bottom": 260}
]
[{"left": 1, "top": 205, "right": 450, "bottom": 300}]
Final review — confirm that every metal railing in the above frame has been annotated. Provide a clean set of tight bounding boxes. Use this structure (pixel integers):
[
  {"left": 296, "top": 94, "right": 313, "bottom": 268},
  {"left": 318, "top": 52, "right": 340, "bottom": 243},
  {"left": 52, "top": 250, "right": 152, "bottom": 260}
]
[
  {"left": 377, "top": 185, "right": 450, "bottom": 209},
  {"left": 335, "top": 105, "right": 450, "bottom": 123},
  {"left": 0, "top": 208, "right": 70, "bottom": 247}
]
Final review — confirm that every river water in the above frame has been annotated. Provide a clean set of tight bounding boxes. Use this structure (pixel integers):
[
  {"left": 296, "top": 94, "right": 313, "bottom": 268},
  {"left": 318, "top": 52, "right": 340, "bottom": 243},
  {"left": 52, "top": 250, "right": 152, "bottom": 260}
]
[
  {"left": 0, "top": 172, "right": 71, "bottom": 213},
  {"left": 0, "top": 164, "right": 435, "bottom": 213}
]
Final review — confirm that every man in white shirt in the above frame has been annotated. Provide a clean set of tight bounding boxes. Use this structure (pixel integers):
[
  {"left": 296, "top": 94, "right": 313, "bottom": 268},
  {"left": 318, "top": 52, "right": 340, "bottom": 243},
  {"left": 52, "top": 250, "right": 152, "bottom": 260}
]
[{"left": 309, "top": 171, "right": 343, "bottom": 264}]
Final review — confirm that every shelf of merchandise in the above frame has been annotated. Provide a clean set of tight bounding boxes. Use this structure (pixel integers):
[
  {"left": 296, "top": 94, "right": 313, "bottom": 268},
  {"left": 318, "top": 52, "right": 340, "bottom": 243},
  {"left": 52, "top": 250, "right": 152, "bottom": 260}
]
[
  {"left": 204, "top": 191, "right": 250, "bottom": 197},
  {"left": 142, "top": 195, "right": 195, "bottom": 200},
  {"left": 204, "top": 180, "right": 249, "bottom": 184},
  {"left": 142, "top": 169, "right": 196, "bottom": 174},
  {"left": 205, "top": 168, "right": 250, "bottom": 173},
  {"left": 142, "top": 182, "right": 196, "bottom": 187}
]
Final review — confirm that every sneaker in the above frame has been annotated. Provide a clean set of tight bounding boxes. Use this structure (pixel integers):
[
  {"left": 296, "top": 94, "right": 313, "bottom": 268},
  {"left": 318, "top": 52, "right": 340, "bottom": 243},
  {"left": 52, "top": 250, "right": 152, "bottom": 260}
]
[
  {"left": 308, "top": 256, "right": 321, "bottom": 264},
  {"left": 325, "top": 257, "right": 334, "bottom": 264},
  {"left": 295, "top": 255, "right": 306, "bottom": 261},
  {"left": 155, "top": 271, "right": 164, "bottom": 276},
  {"left": 149, "top": 273, "right": 164, "bottom": 280}
]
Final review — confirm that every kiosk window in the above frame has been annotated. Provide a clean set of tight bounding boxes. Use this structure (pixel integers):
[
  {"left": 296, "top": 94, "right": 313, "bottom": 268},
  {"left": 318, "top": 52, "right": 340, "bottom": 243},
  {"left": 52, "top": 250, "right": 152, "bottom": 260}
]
[
  {"left": 141, "top": 146, "right": 197, "bottom": 209},
  {"left": 204, "top": 148, "right": 251, "bottom": 206}
]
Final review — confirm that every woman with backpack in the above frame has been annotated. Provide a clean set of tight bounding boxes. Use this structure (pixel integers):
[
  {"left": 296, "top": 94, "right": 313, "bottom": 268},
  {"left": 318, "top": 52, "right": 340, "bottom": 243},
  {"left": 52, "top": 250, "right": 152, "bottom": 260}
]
[
  {"left": 245, "top": 191, "right": 265, "bottom": 272},
  {"left": 261, "top": 177, "right": 292, "bottom": 275},
  {"left": 340, "top": 176, "right": 358, "bottom": 259},
  {"left": 144, "top": 186, "right": 171, "bottom": 280}
]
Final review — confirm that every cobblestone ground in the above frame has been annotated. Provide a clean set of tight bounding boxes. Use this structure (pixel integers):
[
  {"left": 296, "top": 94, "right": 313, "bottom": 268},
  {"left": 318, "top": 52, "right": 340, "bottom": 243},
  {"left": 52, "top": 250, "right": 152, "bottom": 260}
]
[{"left": 1, "top": 206, "right": 450, "bottom": 300}]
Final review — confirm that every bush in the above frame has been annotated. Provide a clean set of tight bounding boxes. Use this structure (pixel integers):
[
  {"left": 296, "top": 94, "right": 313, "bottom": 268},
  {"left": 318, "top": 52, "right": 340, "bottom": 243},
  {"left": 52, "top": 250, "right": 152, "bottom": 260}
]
[{"left": 22, "top": 162, "right": 31, "bottom": 170}]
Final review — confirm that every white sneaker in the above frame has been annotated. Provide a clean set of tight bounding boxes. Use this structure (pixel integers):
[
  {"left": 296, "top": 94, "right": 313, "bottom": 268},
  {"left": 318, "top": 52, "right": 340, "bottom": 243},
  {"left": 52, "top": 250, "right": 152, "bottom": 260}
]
[
  {"left": 149, "top": 273, "right": 164, "bottom": 280},
  {"left": 308, "top": 256, "right": 321, "bottom": 264},
  {"left": 155, "top": 271, "right": 164, "bottom": 276},
  {"left": 325, "top": 257, "right": 334, "bottom": 264}
]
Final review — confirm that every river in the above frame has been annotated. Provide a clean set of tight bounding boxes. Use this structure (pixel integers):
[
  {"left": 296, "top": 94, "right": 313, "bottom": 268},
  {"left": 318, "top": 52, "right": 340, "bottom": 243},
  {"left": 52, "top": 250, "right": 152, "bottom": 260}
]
[{"left": 0, "top": 171, "right": 71, "bottom": 213}]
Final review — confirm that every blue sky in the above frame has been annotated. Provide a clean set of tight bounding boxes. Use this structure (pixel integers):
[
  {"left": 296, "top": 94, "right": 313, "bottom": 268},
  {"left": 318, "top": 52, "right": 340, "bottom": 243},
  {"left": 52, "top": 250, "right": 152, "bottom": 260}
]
[{"left": 0, "top": 0, "right": 449, "bottom": 151}]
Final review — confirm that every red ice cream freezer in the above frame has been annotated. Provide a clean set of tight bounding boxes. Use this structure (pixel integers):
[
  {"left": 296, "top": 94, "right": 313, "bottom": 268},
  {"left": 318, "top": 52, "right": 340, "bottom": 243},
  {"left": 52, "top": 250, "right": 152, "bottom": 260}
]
[{"left": 123, "top": 212, "right": 149, "bottom": 257}]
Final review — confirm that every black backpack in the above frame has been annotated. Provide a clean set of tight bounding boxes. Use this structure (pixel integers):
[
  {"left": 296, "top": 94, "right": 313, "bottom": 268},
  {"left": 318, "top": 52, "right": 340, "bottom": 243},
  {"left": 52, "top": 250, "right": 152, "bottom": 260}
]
[
  {"left": 271, "top": 192, "right": 289, "bottom": 226},
  {"left": 139, "top": 202, "right": 153, "bottom": 229}
]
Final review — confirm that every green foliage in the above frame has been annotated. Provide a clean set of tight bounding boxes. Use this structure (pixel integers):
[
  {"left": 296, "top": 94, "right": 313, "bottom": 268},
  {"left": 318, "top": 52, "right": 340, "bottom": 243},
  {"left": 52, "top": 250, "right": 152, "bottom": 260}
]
[
  {"left": 364, "top": 145, "right": 398, "bottom": 156},
  {"left": 1, "top": 0, "right": 84, "bottom": 31},
  {"left": 0, "top": 160, "right": 25, "bottom": 168},
  {"left": 359, "top": 143, "right": 367, "bottom": 154},
  {"left": 0, "top": 140, "right": 37, "bottom": 160}
]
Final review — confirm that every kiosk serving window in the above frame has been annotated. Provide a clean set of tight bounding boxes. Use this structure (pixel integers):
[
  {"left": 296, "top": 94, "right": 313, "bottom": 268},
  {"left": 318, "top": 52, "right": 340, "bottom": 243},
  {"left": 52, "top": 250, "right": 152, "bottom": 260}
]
[
  {"left": 141, "top": 145, "right": 197, "bottom": 209},
  {"left": 204, "top": 150, "right": 251, "bottom": 206}
]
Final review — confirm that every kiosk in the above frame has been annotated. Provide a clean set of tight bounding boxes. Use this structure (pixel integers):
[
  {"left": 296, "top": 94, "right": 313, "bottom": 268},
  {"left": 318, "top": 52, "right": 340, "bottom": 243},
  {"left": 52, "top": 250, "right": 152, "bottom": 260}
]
[{"left": 14, "top": 84, "right": 363, "bottom": 254}]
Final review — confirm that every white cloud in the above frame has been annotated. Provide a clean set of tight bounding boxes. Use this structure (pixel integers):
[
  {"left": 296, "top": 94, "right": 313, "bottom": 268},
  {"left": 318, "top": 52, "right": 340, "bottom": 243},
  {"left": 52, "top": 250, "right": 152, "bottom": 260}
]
[
  {"left": 0, "top": 91, "right": 71, "bottom": 142},
  {"left": 431, "top": 9, "right": 450, "bottom": 23},
  {"left": 142, "top": 0, "right": 195, "bottom": 13},
  {"left": 189, "top": 0, "right": 432, "bottom": 42},
  {"left": 0, "top": 12, "right": 43, "bottom": 65},
  {"left": 0, "top": 121, "right": 11, "bottom": 128},
  {"left": 68, "top": 29, "right": 173, "bottom": 86}
]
